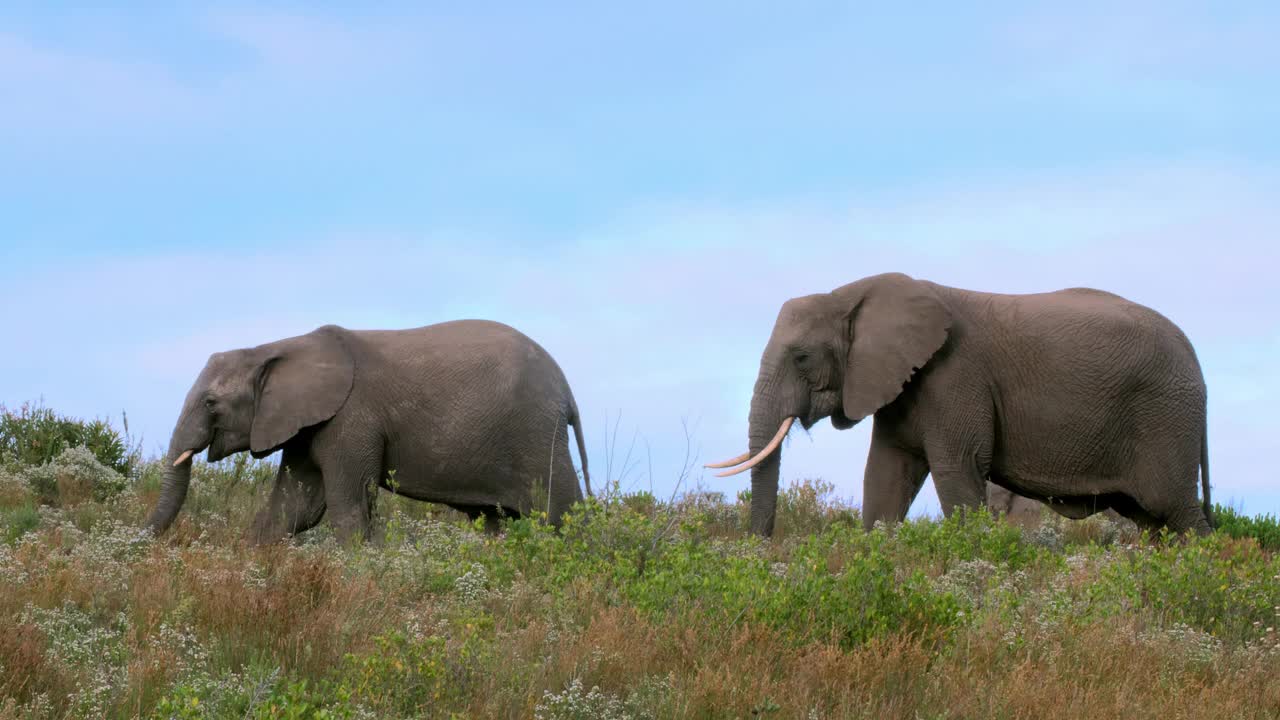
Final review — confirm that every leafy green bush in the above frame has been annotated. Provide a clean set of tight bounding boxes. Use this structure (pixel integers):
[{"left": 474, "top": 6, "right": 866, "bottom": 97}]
[
  {"left": 746, "top": 525, "right": 963, "bottom": 645},
  {"left": 774, "top": 477, "right": 858, "bottom": 536},
  {"left": 893, "top": 506, "right": 1045, "bottom": 572},
  {"left": 1, "top": 500, "right": 40, "bottom": 543},
  {"left": 153, "top": 663, "right": 348, "bottom": 720},
  {"left": 507, "top": 505, "right": 963, "bottom": 648},
  {"left": 1087, "top": 532, "right": 1280, "bottom": 643},
  {"left": 0, "top": 401, "right": 136, "bottom": 477},
  {"left": 1213, "top": 504, "right": 1280, "bottom": 550},
  {"left": 155, "top": 629, "right": 489, "bottom": 719}
]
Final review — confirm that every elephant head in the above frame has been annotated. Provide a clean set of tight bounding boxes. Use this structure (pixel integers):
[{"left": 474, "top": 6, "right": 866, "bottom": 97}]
[
  {"left": 707, "top": 273, "right": 951, "bottom": 535},
  {"left": 145, "top": 326, "right": 355, "bottom": 534}
]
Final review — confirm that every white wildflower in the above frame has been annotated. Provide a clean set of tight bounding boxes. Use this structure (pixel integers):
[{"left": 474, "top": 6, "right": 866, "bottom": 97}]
[{"left": 454, "top": 562, "right": 490, "bottom": 604}]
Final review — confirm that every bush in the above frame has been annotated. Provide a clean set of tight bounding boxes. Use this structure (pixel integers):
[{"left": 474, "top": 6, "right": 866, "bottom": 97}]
[
  {"left": 1087, "top": 532, "right": 1280, "bottom": 644},
  {"left": 535, "top": 676, "right": 665, "bottom": 720},
  {"left": 774, "top": 477, "right": 858, "bottom": 537},
  {"left": 0, "top": 402, "right": 136, "bottom": 477},
  {"left": 152, "top": 663, "right": 343, "bottom": 720},
  {"left": 1, "top": 501, "right": 40, "bottom": 544},
  {"left": 0, "top": 468, "right": 30, "bottom": 507},
  {"left": 893, "top": 506, "right": 1044, "bottom": 572},
  {"left": 1213, "top": 504, "right": 1280, "bottom": 551},
  {"left": 22, "top": 446, "right": 128, "bottom": 506},
  {"left": 6, "top": 402, "right": 1280, "bottom": 718}
]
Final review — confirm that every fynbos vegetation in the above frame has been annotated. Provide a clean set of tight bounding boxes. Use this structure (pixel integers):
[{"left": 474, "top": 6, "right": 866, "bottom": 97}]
[{"left": 1, "top": 407, "right": 1278, "bottom": 718}]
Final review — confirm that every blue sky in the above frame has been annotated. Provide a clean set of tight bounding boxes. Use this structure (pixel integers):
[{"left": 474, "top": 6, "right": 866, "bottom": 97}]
[{"left": 3, "top": 3, "right": 1278, "bottom": 515}]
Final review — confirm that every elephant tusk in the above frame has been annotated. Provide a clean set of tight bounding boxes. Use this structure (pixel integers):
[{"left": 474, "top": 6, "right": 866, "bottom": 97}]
[
  {"left": 704, "top": 451, "right": 751, "bottom": 469},
  {"left": 714, "top": 417, "right": 795, "bottom": 478},
  {"left": 173, "top": 449, "right": 194, "bottom": 467}
]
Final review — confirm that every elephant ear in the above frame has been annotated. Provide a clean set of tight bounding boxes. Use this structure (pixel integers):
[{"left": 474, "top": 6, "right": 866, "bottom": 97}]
[
  {"left": 250, "top": 326, "right": 355, "bottom": 454},
  {"left": 840, "top": 274, "right": 951, "bottom": 424}
]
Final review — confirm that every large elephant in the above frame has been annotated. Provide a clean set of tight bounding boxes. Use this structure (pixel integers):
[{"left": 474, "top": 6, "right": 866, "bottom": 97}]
[
  {"left": 146, "top": 320, "right": 591, "bottom": 543},
  {"left": 709, "top": 272, "right": 1211, "bottom": 536}
]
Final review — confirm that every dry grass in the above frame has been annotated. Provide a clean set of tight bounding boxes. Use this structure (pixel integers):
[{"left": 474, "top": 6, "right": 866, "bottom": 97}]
[{"left": 1, "top": 460, "right": 1278, "bottom": 719}]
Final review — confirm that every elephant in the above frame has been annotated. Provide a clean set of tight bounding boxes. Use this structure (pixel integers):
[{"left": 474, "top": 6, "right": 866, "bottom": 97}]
[
  {"left": 146, "top": 320, "right": 591, "bottom": 543},
  {"left": 985, "top": 483, "right": 1047, "bottom": 527},
  {"left": 708, "top": 272, "right": 1212, "bottom": 537},
  {"left": 987, "top": 482, "right": 1131, "bottom": 528}
]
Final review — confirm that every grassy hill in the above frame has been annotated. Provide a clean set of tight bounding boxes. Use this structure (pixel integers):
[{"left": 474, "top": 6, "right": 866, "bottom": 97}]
[{"left": 1, "top": 405, "right": 1278, "bottom": 719}]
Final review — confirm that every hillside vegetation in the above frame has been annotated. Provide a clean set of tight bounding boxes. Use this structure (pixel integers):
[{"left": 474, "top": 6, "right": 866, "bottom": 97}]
[{"left": 1, "top": 404, "right": 1279, "bottom": 719}]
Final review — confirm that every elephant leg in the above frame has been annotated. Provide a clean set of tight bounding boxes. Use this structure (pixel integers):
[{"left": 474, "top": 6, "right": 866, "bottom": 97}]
[
  {"left": 483, "top": 507, "right": 523, "bottom": 533},
  {"left": 1144, "top": 496, "right": 1212, "bottom": 536},
  {"left": 546, "top": 448, "right": 582, "bottom": 528},
  {"left": 1128, "top": 452, "right": 1213, "bottom": 536},
  {"left": 459, "top": 505, "right": 487, "bottom": 527},
  {"left": 932, "top": 470, "right": 988, "bottom": 518},
  {"left": 509, "top": 428, "right": 581, "bottom": 529},
  {"left": 1108, "top": 494, "right": 1164, "bottom": 532},
  {"left": 457, "top": 504, "right": 518, "bottom": 534},
  {"left": 314, "top": 445, "right": 381, "bottom": 545},
  {"left": 927, "top": 448, "right": 989, "bottom": 519},
  {"left": 986, "top": 483, "right": 1016, "bottom": 515},
  {"left": 861, "top": 429, "right": 929, "bottom": 530},
  {"left": 480, "top": 511, "right": 503, "bottom": 534},
  {"left": 1167, "top": 504, "right": 1212, "bottom": 536},
  {"left": 251, "top": 446, "right": 326, "bottom": 544},
  {"left": 324, "top": 477, "right": 377, "bottom": 544}
]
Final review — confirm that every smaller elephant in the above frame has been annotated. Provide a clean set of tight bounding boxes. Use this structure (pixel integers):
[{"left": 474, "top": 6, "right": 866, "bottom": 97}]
[
  {"left": 985, "top": 483, "right": 1044, "bottom": 526},
  {"left": 987, "top": 483, "right": 1128, "bottom": 528},
  {"left": 146, "top": 320, "right": 591, "bottom": 543}
]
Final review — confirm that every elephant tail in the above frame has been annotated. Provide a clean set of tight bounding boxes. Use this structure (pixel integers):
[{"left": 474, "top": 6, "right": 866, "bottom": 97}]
[
  {"left": 567, "top": 396, "right": 592, "bottom": 498},
  {"left": 1200, "top": 417, "right": 1213, "bottom": 529}
]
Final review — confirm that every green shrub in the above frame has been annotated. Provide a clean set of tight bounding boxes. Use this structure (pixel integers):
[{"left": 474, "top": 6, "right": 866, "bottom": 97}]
[
  {"left": 1, "top": 500, "right": 40, "bottom": 543},
  {"left": 1088, "top": 532, "right": 1280, "bottom": 643},
  {"left": 0, "top": 401, "right": 136, "bottom": 477},
  {"left": 774, "top": 477, "right": 858, "bottom": 536},
  {"left": 1213, "top": 504, "right": 1280, "bottom": 550},
  {"left": 751, "top": 524, "right": 963, "bottom": 645},
  {"left": 153, "top": 663, "right": 356, "bottom": 720},
  {"left": 892, "top": 506, "right": 1045, "bottom": 572},
  {"left": 335, "top": 628, "right": 493, "bottom": 715},
  {"left": 589, "top": 520, "right": 963, "bottom": 648}
]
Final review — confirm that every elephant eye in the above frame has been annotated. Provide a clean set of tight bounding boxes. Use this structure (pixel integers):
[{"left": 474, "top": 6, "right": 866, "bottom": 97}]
[
  {"left": 204, "top": 397, "right": 216, "bottom": 411},
  {"left": 794, "top": 352, "right": 811, "bottom": 366}
]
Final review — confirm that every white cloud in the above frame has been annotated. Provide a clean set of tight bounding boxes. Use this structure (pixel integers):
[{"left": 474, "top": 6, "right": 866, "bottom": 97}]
[
  {"left": 0, "top": 32, "right": 200, "bottom": 128},
  {"left": 9, "top": 3, "right": 1275, "bottom": 140},
  {"left": 1002, "top": 2, "right": 1280, "bottom": 71},
  {"left": 0, "top": 12, "right": 445, "bottom": 134}
]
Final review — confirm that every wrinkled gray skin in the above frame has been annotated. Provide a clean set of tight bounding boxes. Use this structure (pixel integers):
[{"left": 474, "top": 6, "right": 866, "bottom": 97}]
[
  {"left": 146, "top": 320, "right": 590, "bottom": 543},
  {"left": 735, "top": 272, "right": 1211, "bottom": 537}
]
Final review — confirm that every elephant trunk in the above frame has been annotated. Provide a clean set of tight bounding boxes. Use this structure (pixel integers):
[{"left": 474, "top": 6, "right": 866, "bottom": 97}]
[
  {"left": 747, "top": 376, "right": 784, "bottom": 537},
  {"left": 145, "top": 400, "right": 210, "bottom": 535}
]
